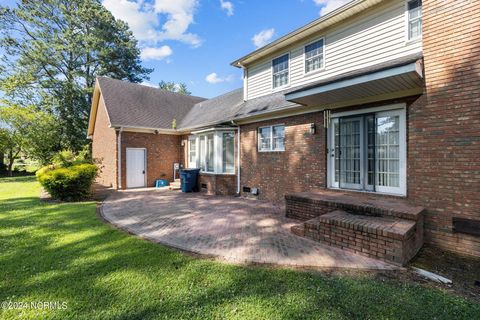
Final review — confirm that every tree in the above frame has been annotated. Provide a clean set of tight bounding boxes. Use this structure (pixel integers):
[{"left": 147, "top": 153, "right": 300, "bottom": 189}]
[
  {"left": 159, "top": 80, "right": 192, "bottom": 95},
  {"left": 0, "top": 104, "right": 61, "bottom": 176},
  {"left": 0, "top": 0, "right": 152, "bottom": 152}
]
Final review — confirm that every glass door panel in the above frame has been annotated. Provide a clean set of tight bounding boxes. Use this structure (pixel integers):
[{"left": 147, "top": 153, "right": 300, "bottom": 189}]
[
  {"left": 329, "top": 108, "right": 406, "bottom": 196},
  {"left": 335, "top": 117, "right": 364, "bottom": 190}
]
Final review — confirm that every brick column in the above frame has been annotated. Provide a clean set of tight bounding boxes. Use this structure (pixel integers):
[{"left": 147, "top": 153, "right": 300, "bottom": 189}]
[{"left": 409, "top": 0, "right": 480, "bottom": 256}]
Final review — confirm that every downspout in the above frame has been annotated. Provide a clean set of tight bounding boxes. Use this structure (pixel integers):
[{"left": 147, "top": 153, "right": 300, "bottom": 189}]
[
  {"left": 231, "top": 120, "right": 241, "bottom": 195},
  {"left": 117, "top": 127, "right": 123, "bottom": 189}
]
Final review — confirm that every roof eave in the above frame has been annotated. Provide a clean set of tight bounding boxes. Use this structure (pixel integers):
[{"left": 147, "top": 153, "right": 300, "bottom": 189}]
[
  {"left": 86, "top": 79, "right": 102, "bottom": 138},
  {"left": 231, "top": 0, "right": 382, "bottom": 68}
]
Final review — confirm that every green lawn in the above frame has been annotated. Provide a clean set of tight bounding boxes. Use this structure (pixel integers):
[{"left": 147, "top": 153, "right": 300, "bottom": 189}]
[{"left": 0, "top": 177, "right": 478, "bottom": 319}]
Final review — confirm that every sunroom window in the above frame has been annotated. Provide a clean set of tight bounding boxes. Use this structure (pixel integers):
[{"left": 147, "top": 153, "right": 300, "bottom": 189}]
[
  {"left": 407, "top": 0, "right": 422, "bottom": 40},
  {"left": 305, "top": 39, "right": 324, "bottom": 73},
  {"left": 188, "top": 130, "right": 235, "bottom": 174},
  {"left": 272, "top": 54, "right": 289, "bottom": 89},
  {"left": 328, "top": 106, "right": 406, "bottom": 196}
]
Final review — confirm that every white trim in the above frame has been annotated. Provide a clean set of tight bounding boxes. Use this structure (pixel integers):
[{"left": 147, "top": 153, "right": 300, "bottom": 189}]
[
  {"left": 191, "top": 127, "right": 237, "bottom": 135},
  {"left": 404, "top": 0, "right": 423, "bottom": 43},
  {"left": 111, "top": 124, "right": 178, "bottom": 134},
  {"left": 257, "top": 124, "right": 286, "bottom": 152},
  {"left": 117, "top": 127, "right": 123, "bottom": 189},
  {"left": 303, "top": 37, "right": 326, "bottom": 76},
  {"left": 237, "top": 126, "right": 241, "bottom": 194},
  {"left": 327, "top": 103, "right": 407, "bottom": 196},
  {"left": 188, "top": 136, "right": 198, "bottom": 169},
  {"left": 331, "top": 103, "right": 406, "bottom": 118},
  {"left": 271, "top": 52, "right": 291, "bottom": 91},
  {"left": 188, "top": 129, "right": 236, "bottom": 174},
  {"left": 125, "top": 147, "right": 147, "bottom": 189}
]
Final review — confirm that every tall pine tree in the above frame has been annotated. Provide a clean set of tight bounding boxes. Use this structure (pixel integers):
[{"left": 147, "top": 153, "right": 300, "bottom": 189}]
[{"left": 0, "top": 0, "right": 152, "bottom": 151}]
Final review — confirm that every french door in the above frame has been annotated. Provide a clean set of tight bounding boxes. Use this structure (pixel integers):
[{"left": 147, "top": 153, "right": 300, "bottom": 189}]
[{"left": 328, "top": 107, "right": 406, "bottom": 196}]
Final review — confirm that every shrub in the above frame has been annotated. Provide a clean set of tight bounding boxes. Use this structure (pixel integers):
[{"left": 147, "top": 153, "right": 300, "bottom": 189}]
[{"left": 37, "top": 164, "right": 98, "bottom": 201}]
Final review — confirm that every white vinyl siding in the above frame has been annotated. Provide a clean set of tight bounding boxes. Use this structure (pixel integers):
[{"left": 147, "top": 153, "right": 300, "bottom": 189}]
[{"left": 246, "top": 0, "right": 422, "bottom": 100}]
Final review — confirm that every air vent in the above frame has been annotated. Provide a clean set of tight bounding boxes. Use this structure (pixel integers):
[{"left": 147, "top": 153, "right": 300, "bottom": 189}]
[{"left": 242, "top": 186, "right": 251, "bottom": 193}]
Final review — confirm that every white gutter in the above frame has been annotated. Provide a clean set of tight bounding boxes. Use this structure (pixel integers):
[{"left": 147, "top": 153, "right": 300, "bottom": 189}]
[
  {"left": 117, "top": 127, "right": 123, "bottom": 189},
  {"left": 231, "top": 121, "right": 241, "bottom": 195}
]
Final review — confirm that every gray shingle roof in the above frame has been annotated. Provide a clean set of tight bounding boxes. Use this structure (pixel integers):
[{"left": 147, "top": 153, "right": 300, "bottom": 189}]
[
  {"left": 97, "top": 54, "right": 423, "bottom": 132},
  {"left": 97, "top": 77, "right": 206, "bottom": 129},
  {"left": 179, "top": 88, "right": 244, "bottom": 129},
  {"left": 232, "top": 90, "right": 301, "bottom": 121}
]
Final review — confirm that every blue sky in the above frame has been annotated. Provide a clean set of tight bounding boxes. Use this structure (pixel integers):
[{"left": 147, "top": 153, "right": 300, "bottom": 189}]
[{"left": 3, "top": 0, "right": 350, "bottom": 98}]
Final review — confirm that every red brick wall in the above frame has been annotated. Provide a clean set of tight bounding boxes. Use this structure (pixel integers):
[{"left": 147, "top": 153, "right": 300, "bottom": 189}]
[
  {"left": 121, "top": 132, "right": 183, "bottom": 188},
  {"left": 240, "top": 113, "right": 326, "bottom": 201},
  {"left": 408, "top": 0, "right": 480, "bottom": 256},
  {"left": 91, "top": 97, "right": 118, "bottom": 188},
  {"left": 199, "top": 174, "right": 237, "bottom": 196}
]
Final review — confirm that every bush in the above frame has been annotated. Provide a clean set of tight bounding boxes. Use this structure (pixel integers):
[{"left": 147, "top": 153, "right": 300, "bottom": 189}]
[
  {"left": 37, "top": 164, "right": 98, "bottom": 201},
  {"left": 52, "top": 148, "right": 91, "bottom": 168}
]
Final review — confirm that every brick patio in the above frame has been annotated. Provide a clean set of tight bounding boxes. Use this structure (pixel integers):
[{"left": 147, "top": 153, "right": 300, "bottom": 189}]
[{"left": 100, "top": 189, "right": 399, "bottom": 270}]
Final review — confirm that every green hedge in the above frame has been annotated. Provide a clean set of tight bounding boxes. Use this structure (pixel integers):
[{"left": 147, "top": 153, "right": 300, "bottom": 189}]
[{"left": 36, "top": 164, "right": 98, "bottom": 201}]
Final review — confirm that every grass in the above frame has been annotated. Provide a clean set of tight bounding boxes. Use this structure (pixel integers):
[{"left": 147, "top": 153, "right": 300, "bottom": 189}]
[{"left": 0, "top": 176, "right": 478, "bottom": 319}]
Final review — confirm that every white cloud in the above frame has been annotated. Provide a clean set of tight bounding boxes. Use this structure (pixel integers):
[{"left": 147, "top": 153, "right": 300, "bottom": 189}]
[
  {"left": 140, "top": 46, "right": 173, "bottom": 61},
  {"left": 153, "top": 0, "right": 202, "bottom": 47},
  {"left": 102, "top": 0, "right": 202, "bottom": 47},
  {"left": 205, "top": 72, "right": 234, "bottom": 84},
  {"left": 252, "top": 28, "right": 275, "bottom": 49},
  {"left": 220, "top": 0, "right": 234, "bottom": 16},
  {"left": 313, "top": 0, "right": 351, "bottom": 16}
]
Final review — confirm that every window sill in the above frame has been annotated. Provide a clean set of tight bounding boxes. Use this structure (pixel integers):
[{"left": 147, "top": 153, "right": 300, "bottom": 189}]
[
  {"left": 327, "top": 186, "right": 406, "bottom": 198},
  {"left": 271, "top": 84, "right": 290, "bottom": 93},
  {"left": 303, "top": 67, "right": 326, "bottom": 78},
  {"left": 404, "top": 37, "right": 422, "bottom": 46},
  {"left": 258, "top": 149, "right": 285, "bottom": 153}
]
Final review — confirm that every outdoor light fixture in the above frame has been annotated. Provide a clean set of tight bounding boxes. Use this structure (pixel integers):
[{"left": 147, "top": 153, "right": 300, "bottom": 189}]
[
  {"left": 310, "top": 123, "right": 316, "bottom": 135},
  {"left": 154, "top": 130, "right": 159, "bottom": 135}
]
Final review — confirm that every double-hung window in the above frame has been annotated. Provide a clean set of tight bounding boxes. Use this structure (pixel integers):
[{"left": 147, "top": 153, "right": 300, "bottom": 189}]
[
  {"left": 188, "top": 130, "right": 235, "bottom": 174},
  {"left": 305, "top": 38, "right": 324, "bottom": 73},
  {"left": 328, "top": 106, "right": 406, "bottom": 196},
  {"left": 258, "top": 125, "right": 285, "bottom": 152},
  {"left": 407, "top": 0, "right": 422, "bottom": 40},
  {"left": 272, "top": 54, "right": 289, "bottom": 89}
]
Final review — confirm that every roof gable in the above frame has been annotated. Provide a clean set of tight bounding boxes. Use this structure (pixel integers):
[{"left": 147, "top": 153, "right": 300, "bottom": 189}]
[{"left": 95, "top": 77, "right": 205, "bottom": 131}]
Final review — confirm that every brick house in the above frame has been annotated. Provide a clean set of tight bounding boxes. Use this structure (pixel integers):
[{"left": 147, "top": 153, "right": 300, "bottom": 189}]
[{"left": 88, "top": 0, "right": 480, "bottom": 261}]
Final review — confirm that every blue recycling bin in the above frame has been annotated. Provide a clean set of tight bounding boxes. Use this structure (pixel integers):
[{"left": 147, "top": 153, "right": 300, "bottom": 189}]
[{"left": 180, "top": 169, "right": 200, "bottom": 193}]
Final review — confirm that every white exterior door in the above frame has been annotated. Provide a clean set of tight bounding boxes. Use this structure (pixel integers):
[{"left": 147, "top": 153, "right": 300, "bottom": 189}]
[
  {"left": 126, "top": 148, "right": 146, "bottom": 188},
  {"left": 327, "top": 105, "right": 406, "bottom": 196}
]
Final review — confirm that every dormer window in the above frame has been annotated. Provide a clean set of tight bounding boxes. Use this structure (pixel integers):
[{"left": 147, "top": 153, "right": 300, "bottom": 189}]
[
  {"left": 272, "top": 54, "right": 289, "bottom": 89},
  {"left": 305, "top": 38, "right": 325, "bottom": 73},
  {"left": 407, "top": 0, "right": 422, "bottom": 40}
]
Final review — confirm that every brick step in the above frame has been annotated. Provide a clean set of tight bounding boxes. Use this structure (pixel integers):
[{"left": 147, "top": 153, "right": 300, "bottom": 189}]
[
  {"left": 286, "top": 189, "right": 424, "bottom": 221},
  {"left": 291, "top": 224, "right": 305, "bottom": 237},
  {"left": 294, "top": 209, "right": 423, "bottom": 266}
]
